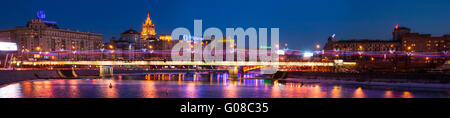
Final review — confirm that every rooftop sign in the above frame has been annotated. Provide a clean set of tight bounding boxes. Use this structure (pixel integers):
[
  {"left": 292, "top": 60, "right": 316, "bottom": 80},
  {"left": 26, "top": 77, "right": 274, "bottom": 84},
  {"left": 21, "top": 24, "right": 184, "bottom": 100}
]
[{"left": 0, "top": 42, "right": 18, "bottom": 51}]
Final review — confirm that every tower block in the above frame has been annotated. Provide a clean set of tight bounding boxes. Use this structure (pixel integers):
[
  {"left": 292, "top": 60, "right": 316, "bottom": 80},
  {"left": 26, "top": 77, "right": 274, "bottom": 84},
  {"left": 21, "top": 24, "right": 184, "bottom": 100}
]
[{"left": 141, "top": 12, "right": 156, "bottom": 39}]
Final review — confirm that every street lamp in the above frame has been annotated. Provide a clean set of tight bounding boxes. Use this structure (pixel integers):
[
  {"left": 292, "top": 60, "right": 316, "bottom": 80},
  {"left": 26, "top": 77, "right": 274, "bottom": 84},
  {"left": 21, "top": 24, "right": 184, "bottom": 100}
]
[
  {"left": 34, "top": 46, "right": 42, "bottom": 61},
  {"left": 108, "top": 44, "right": 115, "bottom": 50},
  {"left": 36, "top": 46, "right": 41, "bottom": 51},
  {"left": 148, "top": 45, "right": 153, "bottom": 49}
]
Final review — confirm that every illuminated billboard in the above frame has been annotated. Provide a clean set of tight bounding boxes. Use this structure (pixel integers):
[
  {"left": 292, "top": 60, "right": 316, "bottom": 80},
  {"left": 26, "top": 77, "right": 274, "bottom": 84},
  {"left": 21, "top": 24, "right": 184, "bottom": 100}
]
[{"left": 0, "top": 42, "right": 18, "bottom": 51}]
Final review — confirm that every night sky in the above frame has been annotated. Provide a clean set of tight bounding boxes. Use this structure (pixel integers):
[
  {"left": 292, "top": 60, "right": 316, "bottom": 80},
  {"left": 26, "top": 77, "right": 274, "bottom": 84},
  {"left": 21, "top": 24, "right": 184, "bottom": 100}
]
[{"left": 1, "top": 0, "right": 449, "bottom": 50}]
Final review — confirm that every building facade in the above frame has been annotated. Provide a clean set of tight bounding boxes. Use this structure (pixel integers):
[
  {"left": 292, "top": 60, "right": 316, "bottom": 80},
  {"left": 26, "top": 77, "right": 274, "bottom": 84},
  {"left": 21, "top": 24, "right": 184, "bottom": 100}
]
[
  {"left": 121, "top": 29, "right": 150, "bottom": 50},
  {"left": 323, "top": 26, "right": 449, "bottom": 72},
  {"left": 324, "top": 26, "right": 449, "bottom": 53},
  {"left": 0, "top": 17, "right": 103, "bottom": 61}
]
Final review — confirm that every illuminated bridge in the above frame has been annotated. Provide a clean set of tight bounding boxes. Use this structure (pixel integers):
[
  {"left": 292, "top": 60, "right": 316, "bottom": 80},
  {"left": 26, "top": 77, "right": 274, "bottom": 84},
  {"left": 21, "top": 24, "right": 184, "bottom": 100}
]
[
  {"left": 17, "top": 60, "right": 356, "bottom": 67},
  {"left": 16, "top": 60, "right": 357, "bottom": 79}
]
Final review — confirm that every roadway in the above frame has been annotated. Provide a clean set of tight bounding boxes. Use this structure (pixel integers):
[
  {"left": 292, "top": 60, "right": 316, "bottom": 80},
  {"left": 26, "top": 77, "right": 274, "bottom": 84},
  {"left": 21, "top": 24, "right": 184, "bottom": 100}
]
[{"left": 16, "top": 61, "right": 356, "bottom": 66}]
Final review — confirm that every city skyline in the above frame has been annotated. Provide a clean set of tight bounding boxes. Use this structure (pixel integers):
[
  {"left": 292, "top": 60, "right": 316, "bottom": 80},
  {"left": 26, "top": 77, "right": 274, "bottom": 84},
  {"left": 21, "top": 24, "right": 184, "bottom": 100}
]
[
  {"left": 1, "top": 0, "right": 450, "bottom": 50},
  {"left": 0, "top": 2, "right": 449, "bottom": 115}
]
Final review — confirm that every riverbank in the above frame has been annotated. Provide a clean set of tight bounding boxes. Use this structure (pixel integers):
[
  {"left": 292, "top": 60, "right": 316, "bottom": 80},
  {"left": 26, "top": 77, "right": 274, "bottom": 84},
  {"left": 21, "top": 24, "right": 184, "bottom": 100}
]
[
  {"left": 279, "top": 78, "right": 450, "bottom": 89},
  {"left": 280, "top": 72, "right": 450, "bottom": 89},
  {"left": 0, "top": 70, "right": 59, "bottom": 86}
]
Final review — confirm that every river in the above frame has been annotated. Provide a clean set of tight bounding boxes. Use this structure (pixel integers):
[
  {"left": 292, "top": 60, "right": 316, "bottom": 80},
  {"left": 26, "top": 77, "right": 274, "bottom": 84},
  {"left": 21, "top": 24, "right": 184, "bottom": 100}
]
[{"left": 0, "top": 73, "right": 448, "bottom": 98}]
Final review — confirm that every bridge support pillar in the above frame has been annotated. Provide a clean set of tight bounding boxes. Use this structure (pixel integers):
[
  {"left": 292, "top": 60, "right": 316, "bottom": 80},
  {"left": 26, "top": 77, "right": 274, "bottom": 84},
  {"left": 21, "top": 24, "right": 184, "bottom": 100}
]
[
  {"left": 228, "top": 66, "right": 242, "bottom": 79},
  {"left": 100, "top": 66, "right": 113, "bottom": 77},
  {"left": 56, "top": 67, "right": 78, "bottom": 78}
]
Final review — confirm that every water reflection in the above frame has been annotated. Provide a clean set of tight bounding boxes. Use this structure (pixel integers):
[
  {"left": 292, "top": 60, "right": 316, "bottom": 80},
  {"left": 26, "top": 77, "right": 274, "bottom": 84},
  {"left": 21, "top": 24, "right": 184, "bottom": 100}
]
[
  {"left": 67, "top": 80, "right": 80, "bottom": 98},
  {"left": 331, "top": 86, "right": 342, "bottom": 98},
  {"left": 102, "top": 79, "right": 118, "bottom": 98},
  {"left": 185, "top": 83, "right": 198, "bottom": 98},
  {"left": 352, "top": 87, "right": 366, "bottom": 98},
  {"left": 402, "top": 91, "right": 414, "bottom": 98},
  {"left": 384, "top": 91, "right": 394, "bottom": 98},
  {"left": 32, "top": 81, "right": 54, "bottom": 98},
  {"left": 0, "top": 83, "right": 22, "bottom": 98},
  {"left": 0, "top": 72, "right": 448, "bottom": 98},
  {"left": 140, "top": 80, "right": 158, "bottom": 98}
]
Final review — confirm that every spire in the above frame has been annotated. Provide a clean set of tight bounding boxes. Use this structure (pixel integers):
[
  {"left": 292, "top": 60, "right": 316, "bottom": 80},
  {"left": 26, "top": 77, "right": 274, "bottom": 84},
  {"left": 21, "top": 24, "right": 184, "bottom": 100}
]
[{"left": 145, "top": 12, "right": 152, "bottom": 25}]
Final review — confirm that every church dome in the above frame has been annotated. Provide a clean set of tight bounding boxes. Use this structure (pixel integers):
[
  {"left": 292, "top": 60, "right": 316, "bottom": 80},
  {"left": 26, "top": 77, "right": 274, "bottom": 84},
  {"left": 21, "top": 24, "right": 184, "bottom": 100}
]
[{"left": 121, "top": 29, "right": 140, "bottom": 35}]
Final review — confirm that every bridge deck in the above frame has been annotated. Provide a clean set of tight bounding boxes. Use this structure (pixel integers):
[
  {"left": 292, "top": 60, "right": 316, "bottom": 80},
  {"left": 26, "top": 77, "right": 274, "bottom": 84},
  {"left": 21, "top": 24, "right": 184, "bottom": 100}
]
[{"left": 17, "top": 61, "right": 356, "bottom": 66}]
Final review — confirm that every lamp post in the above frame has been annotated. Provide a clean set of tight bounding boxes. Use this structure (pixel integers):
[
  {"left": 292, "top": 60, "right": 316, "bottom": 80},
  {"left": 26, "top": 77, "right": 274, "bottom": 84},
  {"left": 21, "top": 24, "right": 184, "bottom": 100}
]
[
  {"left": 36, "top": 46, "right": 41, "bottom": 52},
  {"left": 107, "top": 44, "right": 114, "bottom": 50},
  {"left": 315, "top": 44, "right": 321, "bottom": 61},
  {"left": 406, "top": 52, "right": 412, "bottom": 72},
  {"left": 148, "top": 45, "right": 153, "bottom": 49},
  {"left": 100, "top": 48, "right": 105, "bottom": 61},
  {"left": 35, "top": 46, "right": 41, "bottom": 61},
  {"left": 406, "top": 46, "right": 412, "bottom": 72},
  {"left": 108, "top": 44, "right": 115, "bottom": 60},
  {"left": 70, "top": 45, "right": 77, "bottom": 60}
]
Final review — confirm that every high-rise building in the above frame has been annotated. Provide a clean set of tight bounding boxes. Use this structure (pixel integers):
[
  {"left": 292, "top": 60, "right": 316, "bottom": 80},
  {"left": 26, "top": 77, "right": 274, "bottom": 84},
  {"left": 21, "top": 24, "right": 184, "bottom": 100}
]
[
  {"left": 0, "top": 11, "right": 103, "bottom": 61},
  {"left": 141, "top": 13, "right": 156, "bottom": 40}
]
